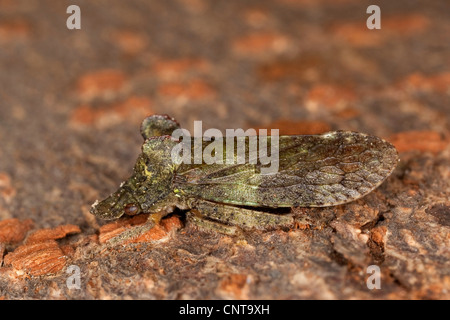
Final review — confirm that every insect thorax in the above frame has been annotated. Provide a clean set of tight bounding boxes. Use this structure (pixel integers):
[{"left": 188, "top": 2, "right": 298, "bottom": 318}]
[{"left": 130, "top": 138, "right": 180, "bottom": 212}]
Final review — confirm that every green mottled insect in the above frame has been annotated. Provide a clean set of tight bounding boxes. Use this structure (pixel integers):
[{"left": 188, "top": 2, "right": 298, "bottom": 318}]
[{"left": 90, "top": 115, "right": 398, "bottom": 238}]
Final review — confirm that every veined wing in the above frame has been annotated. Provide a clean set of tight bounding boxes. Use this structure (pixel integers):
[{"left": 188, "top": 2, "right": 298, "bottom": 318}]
[{"left": 174, "top": 131, "right": 398, "bottom": 207}]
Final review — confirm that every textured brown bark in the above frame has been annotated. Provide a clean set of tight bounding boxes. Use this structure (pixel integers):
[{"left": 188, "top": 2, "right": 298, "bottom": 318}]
[{"left": 0, "top": 0, "right": 448, "bottom": 299}]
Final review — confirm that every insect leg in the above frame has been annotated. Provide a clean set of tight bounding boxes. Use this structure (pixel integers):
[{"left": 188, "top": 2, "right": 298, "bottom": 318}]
[
  {"left": 105, "top": 211, "right": 166, "bottom": 245},
  {"left": 186, "top": 209, "right": 240, "bottom": 235},
  {"left": 188, "top": 199, "right": 295, "bottom": 232}
]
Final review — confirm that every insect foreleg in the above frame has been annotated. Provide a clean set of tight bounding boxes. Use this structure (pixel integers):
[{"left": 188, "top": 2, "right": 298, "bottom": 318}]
[{"left": 105, "top": 211, "right": 167, "bottom": 245}]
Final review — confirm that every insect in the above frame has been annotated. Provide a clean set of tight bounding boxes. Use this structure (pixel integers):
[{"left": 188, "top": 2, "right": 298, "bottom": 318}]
[{"left": 90, "top": 114, "right": 398, "bottom": 239}]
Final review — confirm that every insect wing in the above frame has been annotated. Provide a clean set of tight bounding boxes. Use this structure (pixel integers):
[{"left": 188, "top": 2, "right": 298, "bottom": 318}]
[{"left": 174, "top": 131, "right": 398, "bottom": 207}]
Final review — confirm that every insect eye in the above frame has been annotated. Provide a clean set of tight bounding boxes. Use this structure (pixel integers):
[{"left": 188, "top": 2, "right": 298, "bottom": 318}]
[{"left": 124, "top": 204, "right": 139, "bottom": 216}]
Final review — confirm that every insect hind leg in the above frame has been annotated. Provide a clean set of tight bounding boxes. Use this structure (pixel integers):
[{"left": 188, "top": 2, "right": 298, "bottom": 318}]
[
  {"left": 187, "top": 200, "right": 295, "bottom": 234},
  {"left": 186, "top": 210, "right": 240, "bottom": 236}
]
